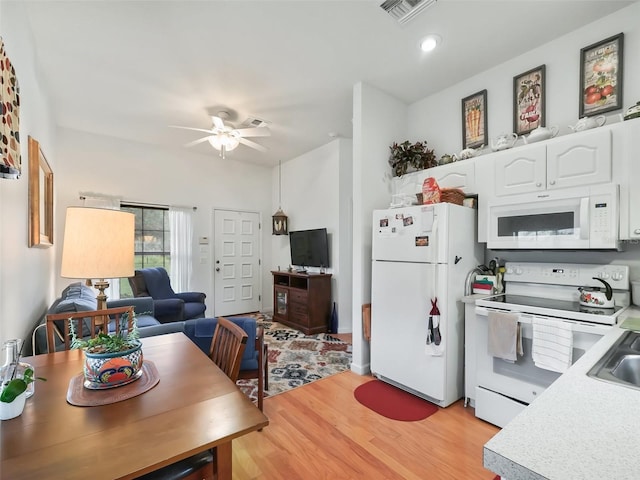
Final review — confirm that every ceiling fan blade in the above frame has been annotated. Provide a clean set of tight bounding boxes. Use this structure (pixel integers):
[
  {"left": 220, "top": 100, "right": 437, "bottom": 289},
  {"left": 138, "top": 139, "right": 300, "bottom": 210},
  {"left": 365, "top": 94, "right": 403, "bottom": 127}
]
[
  {"left": 170, "top": 125, "right": 217, "bottom": 135},
  {"left": 211, "top": 116, "right": 225, "bottom": 130},
  {"left": 184, "top": 136, "right": 212, "bottom": 148},
  {"left": 235, "top": 127, "right": 271, "bottom": 138},
  {"left": 239, "top": 137, "right": 268, "bottom": 152}
]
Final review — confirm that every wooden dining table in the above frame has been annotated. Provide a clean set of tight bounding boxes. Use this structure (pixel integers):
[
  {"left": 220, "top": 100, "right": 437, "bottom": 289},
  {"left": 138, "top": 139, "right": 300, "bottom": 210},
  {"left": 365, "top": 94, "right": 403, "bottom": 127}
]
[{"left": 0, "top": 332, "right": 269, "bottom": 480}]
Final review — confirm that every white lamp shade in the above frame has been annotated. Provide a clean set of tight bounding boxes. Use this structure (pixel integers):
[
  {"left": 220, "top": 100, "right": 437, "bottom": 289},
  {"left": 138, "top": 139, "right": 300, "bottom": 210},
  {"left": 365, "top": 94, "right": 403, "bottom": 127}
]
[{"left": 61, "top": 207, "right": 135, "bottom": 279}]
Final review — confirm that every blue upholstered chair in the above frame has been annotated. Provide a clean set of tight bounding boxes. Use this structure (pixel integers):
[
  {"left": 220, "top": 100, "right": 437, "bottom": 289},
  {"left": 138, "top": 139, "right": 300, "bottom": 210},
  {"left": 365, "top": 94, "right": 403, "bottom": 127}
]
[
  {"left": 184, "top": 316, "right": 268, "bottom": 411},
  {"left": 128, "top": 267, "right": 206, "bottom": 323}
]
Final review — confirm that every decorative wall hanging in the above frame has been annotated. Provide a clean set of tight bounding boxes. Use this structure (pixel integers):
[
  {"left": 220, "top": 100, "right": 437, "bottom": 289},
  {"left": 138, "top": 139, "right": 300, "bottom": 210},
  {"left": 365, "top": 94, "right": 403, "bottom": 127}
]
[
  {"left": 0, "top": 38, "right": 21, "bottom": 179},
  {"left": 461, "top": 89, "right": 488, "bottom": 149},
  {"left": 28, "top": 136, "right": 53, "bottom": 248},
  {"left": 579, "top": 33, "right": 624, "bottom": 117},
  {"left": 513, "top": 65, "right": 545, "bottom": 136}
]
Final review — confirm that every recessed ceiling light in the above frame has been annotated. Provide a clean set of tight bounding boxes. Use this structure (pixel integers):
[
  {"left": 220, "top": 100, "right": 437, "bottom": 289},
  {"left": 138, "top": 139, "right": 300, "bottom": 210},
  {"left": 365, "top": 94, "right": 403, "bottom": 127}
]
[{"left": 420, "top": 34, "right": 441, "bottom": 52}]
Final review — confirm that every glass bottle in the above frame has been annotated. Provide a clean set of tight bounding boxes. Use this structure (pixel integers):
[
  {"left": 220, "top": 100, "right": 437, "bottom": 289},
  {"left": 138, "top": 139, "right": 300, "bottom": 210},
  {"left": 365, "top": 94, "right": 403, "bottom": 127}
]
[{"left": 0, "top": 339, "right": 35, "bottom": 398}]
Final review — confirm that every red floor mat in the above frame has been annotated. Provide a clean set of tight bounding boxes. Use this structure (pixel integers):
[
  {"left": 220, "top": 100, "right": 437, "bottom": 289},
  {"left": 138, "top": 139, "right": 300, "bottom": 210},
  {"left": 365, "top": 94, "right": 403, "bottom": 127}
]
[{"left": 353, "top": 379, "right": 439, "bottom": 421}]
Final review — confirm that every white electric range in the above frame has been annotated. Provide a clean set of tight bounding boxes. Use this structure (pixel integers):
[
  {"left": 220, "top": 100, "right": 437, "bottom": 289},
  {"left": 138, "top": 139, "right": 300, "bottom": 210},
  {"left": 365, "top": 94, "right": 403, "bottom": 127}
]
[{"left": 473, "top": 262, "right": 631, "bottom": 428}]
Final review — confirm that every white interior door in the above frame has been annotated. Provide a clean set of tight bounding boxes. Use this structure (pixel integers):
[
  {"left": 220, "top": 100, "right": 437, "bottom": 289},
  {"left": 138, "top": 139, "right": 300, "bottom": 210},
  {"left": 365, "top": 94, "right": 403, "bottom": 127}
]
[{"left": 213, "top": 209, "right": 261, "bottom": 316}]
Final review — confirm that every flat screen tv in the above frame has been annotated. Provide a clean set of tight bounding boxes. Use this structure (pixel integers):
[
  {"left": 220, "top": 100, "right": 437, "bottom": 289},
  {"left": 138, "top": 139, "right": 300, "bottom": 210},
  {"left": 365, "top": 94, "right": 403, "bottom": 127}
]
[{"left": 289, "top": 228, "right": 329, "bottom": 269}]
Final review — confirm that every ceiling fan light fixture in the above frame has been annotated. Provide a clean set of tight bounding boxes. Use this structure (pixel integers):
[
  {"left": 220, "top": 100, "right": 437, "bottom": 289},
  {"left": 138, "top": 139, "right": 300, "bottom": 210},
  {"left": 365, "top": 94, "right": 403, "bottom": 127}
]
[{"left": 208, "top": 132, "right": 240, "bottom": 152}]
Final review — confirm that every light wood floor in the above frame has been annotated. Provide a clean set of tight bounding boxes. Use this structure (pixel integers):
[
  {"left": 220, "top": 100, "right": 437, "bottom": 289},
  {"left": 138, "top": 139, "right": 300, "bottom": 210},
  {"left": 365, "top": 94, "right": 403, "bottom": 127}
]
[{"left": 232, "top": 371, "right": 499, "bottom": 479}]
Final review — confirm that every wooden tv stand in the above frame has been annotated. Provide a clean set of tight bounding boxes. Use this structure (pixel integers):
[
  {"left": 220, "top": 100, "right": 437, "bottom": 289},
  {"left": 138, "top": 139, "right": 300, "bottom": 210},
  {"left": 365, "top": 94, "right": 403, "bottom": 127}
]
[{"left": 271, "top": 271, "right": 332, "bottom": 335}]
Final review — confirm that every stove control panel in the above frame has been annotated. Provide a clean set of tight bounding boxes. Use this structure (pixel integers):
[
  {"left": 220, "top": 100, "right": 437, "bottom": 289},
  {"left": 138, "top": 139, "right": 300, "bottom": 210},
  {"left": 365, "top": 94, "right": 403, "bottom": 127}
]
[{"left": 504, "top": 262, "right": 630, "bottom": 290}]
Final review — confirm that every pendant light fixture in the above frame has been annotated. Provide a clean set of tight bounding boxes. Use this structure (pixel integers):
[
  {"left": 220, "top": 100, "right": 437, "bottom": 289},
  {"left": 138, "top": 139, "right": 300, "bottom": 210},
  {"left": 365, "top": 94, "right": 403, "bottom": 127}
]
[{"left": 272, "top": 160, "right": 288, "bottom": 235}]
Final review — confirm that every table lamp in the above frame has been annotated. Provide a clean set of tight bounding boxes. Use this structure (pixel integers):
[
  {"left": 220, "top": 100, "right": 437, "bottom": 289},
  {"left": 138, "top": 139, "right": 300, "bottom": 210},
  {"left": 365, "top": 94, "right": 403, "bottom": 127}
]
[{"left": 61, "top": 207, "right": 135, "bottom": 310}]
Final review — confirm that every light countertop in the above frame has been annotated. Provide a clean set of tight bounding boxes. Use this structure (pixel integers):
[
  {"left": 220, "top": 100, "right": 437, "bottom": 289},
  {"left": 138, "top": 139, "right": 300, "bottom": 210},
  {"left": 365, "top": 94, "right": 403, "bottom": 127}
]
[{"left": 483, "top": 306, "right": 640, "bottom": 480}]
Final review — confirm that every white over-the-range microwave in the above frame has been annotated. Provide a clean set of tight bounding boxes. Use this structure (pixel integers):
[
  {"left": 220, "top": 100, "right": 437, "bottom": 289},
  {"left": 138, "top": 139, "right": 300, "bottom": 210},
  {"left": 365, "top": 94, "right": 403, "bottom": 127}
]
[{"left": 487, "top": 183, "right": 620, "bottom": 250}]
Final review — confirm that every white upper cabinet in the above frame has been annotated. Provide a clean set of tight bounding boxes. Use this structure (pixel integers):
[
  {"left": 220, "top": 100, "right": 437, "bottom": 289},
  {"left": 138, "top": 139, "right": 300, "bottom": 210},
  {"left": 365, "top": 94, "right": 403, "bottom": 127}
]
[
  {"left": 546, "top": 129, "right": 612, "bottom": 190},
  {"left": 428, "top": 160, "right": 476, "bottom": 192},
  {"left": 493, "top": 128, "right": 612, "bottom": 196},
  {"left": 494, "top": 144, "right": 546, "bottom": 196},
  {"left": 391, "top": 159, "right": 477, "bottom": 198},
  {"left": 619, "top": 118, "right": 640, "bottom": 240}
]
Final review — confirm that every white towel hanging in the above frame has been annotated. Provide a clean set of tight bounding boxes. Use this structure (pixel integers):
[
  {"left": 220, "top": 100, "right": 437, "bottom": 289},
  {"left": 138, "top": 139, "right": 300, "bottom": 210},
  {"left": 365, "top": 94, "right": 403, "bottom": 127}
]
[{"left": 532, "top": 316, "right": 573, "bottom": 373}]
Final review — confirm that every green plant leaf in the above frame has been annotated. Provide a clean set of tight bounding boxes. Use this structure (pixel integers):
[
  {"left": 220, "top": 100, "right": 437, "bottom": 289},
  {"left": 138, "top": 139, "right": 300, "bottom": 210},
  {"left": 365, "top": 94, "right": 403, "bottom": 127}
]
[{"left": 0, "top": 379, "right": 27, "bottom": 403}]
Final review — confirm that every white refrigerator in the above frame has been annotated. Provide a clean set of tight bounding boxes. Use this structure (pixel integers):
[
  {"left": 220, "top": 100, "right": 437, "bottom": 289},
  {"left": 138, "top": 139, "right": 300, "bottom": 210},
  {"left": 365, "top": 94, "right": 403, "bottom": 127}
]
[{"left": 370, "top": 202, "right": 482, "bottom": 407}]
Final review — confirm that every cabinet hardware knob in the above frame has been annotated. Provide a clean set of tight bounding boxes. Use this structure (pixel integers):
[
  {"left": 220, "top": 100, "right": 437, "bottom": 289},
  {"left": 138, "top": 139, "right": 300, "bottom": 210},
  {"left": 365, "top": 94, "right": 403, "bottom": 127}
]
[
  {"left": 216, "top": 267, "right": 220, "bottom": 272},
  {"left": 549, "top": 180, "right": 556, "bottom": 185},
  {"left": 635, "top": 229, "right": 640, "bottom": 234},
  {"left": 536, "top": 182, "right": 542, "bottom": 187}
]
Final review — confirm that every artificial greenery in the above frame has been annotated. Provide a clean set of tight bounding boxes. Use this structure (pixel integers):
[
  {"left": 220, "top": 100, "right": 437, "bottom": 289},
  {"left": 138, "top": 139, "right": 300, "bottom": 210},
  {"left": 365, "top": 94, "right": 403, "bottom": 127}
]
[
  {"left": 69, "top": 311, "right": 141, "bottom": 354},
  {"left": 1, "top": 368, "right": 46, "bottom": 403},
  {"left": 388, "top": 140, "right": 437, "bottom": 177}
]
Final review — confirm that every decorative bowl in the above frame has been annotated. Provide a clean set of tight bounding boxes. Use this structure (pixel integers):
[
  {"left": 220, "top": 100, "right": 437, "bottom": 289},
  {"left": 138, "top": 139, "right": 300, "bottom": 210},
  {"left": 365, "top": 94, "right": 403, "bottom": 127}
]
[{"left": 83, "top": 341, "right": 143, "bottom": 389}]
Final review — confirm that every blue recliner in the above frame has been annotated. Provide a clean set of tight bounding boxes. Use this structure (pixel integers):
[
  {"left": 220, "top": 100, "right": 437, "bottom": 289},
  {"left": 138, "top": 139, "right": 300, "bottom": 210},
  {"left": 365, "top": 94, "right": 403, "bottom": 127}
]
[{"left": 129, "top": 267, "right": 206, "bottom": 323}]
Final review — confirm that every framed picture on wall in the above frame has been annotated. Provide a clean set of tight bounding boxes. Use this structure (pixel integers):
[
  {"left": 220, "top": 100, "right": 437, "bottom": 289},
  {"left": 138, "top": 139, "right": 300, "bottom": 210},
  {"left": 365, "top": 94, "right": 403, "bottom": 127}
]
[
  {"left": 28, "top": 136, "right": 53, "bottom": 248},
  {"left": 461, "top": 89, "right": 488, "bottom": 149},
  {"left": 513, "top": 65, "right": 545, "bottom": 136},
  {"left": 579, "top": 32, "right": 624, "bottom": 117}
]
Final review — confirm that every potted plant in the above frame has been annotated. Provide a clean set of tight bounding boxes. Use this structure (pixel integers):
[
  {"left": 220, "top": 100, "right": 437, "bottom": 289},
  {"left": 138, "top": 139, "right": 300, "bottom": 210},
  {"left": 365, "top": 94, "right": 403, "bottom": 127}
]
[
  {"left": 1, "top": 367, "right": 46, "bottom": 421},
  {"left": 70, "top": 311, "right": 144, "bottom": 389},
  {"left": 388, "top": 140, "right": 437, "bottom": 177}
]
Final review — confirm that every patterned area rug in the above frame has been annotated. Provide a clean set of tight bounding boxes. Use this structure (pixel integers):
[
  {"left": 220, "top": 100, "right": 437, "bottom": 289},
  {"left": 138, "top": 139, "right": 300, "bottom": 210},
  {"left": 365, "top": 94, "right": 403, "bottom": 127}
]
[{"left": 236, "top": 317, "right": 352, "bottom": 403}]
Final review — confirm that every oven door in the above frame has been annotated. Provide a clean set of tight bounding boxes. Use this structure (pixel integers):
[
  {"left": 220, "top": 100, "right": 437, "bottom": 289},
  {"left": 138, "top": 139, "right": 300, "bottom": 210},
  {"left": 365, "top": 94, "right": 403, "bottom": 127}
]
[{"left": 475, "top": 306, "right": 610, "bottom": 405}]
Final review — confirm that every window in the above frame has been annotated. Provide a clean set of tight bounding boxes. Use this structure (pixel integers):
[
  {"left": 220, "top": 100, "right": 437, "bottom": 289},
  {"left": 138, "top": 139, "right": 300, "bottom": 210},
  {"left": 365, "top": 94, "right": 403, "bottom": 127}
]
[{"left": 119, "top": 204, "right": 170, "bottom": 298}]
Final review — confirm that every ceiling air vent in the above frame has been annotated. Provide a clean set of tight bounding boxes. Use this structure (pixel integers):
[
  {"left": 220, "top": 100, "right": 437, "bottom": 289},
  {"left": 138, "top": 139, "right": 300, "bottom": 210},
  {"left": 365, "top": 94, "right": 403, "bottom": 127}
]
[
  {"left": 242, "top": 116, "right": 269, "bottom": 128},
  {"left": 380, "top": 0, "right": 437, "bottom": 25}
]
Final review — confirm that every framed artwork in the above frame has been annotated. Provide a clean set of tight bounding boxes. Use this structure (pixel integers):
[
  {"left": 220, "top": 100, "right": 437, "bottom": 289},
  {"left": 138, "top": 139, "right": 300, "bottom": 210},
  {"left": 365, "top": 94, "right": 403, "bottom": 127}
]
[
  {"left": 514, "top": 65, "right": 545, "bottom": 135},
  {"left": 28, "top": 136, "right": 53, "bottom": 248},
  {"left": 461, "top": 89, "right": 488, "bottom": 149},
  {"left": 579, "top": 33, "right": 624, "bottom": 117},
  {"left": 0, "top": 38, "right": 21, "bottom": 179}
]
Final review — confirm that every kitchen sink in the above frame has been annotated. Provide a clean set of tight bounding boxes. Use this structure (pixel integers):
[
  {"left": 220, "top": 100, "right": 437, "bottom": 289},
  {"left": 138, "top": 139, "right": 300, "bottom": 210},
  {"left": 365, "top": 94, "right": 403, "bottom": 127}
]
[{"left": 587, "top": 331, "right": 640, "bottom": 391}]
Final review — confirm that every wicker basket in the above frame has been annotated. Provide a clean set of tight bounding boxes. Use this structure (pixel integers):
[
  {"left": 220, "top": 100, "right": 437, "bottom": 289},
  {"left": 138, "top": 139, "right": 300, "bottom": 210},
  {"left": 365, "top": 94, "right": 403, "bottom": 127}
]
[{"left": 439, "top": 188, "right": 465, "bottom": 205}]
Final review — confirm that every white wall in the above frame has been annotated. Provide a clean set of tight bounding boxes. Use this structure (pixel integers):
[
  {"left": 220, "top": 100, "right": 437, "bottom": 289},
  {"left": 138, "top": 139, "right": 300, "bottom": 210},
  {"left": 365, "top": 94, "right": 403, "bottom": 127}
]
[
  {"left": 404, "top": 1, "right": 640, "bottom": 274},
  {"left": 270, "top": 138, "right": 353, "bottom": 332},
  {"left": 0, "top": 2, "right": 57, "bottom": 350},
  {"left": 352, "top": 82, "right": 408, "bottom": 375},
  {"left": 55, "top": 128, "right": 273, "bottom": 312},
  {"left": 407, "top": 2, "right": 640, "bottom": 159}
]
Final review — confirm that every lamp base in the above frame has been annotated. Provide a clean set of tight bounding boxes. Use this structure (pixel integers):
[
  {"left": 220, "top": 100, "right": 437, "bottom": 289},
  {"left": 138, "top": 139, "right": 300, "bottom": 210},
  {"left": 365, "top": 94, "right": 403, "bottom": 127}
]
[{"left": 92, "top": 279, "right": 110, "bottom": 331}]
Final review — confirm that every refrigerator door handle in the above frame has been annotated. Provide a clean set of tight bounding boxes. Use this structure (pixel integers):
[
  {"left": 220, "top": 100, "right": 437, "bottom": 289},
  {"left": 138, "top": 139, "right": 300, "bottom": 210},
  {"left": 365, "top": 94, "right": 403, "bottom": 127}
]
[{"left": 431, "top": 217, "right": 439, "bottom": 262}]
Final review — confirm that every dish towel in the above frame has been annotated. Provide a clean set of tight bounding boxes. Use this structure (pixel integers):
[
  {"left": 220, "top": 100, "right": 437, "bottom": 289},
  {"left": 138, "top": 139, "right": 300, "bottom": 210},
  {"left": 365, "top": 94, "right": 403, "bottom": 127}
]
[
  {"left": 487, "top": 311, "right": 522, "bottom": 362},
  {"left": 532, "top": 316, "right": 573, "bottom": 373}
]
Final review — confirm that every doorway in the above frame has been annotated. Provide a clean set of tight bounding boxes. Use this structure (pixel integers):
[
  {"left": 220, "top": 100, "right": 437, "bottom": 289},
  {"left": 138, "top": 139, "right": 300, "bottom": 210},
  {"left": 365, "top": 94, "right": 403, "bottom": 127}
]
[{"left": 213, "top": 209, "right": 262, "bottom": 316}]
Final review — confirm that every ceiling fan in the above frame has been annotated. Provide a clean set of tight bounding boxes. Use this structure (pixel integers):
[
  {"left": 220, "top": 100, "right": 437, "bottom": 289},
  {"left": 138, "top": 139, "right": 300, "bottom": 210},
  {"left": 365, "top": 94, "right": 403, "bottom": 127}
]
[{"left": 171, "top": 111, "right": 271, "bottom": 159}]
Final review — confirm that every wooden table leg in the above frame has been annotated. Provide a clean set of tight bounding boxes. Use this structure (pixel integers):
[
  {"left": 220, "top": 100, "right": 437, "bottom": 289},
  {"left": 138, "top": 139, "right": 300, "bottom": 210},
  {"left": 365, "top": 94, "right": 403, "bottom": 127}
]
[{"left": 214, "top": 442, "right": 232, "bottom": 480}]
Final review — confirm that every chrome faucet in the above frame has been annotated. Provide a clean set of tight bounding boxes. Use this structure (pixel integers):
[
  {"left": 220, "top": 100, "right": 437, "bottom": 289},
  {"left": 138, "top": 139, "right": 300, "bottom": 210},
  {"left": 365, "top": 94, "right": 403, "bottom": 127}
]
[{"left": 464, "top": 265, "right": 488, "bottom": 296}]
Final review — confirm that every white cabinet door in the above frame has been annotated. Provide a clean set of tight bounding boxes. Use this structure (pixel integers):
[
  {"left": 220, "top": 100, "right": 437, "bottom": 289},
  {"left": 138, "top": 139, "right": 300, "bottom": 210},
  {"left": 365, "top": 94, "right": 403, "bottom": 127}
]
[
  {"left": 547, "top": 128, "right": 611, "bottom": 190},
  {"left": 494, "top": 144, "right": 546, "bottom": 196},
  {"left": 623, "top": 119, "right": 640, "bottom": 239},
  {"left": 430, "top": 160, "right": 476, "bottom": 193},
  {"left": 464, "top": 301, "right": 477, "bottom": 407}
]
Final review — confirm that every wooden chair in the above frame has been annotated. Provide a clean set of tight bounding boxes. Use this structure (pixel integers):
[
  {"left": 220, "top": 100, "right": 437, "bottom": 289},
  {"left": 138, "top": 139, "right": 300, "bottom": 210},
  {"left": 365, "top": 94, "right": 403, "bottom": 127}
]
[
  {"left": 237, "top": 323, "right": 268, "bottom": 411},
  {"left": 45, "top": 306, "right": 135, "bottom": 352},
  {"left": 135, "top": 317, "right": 248, "bottom": 480},
  {"left": 208, "top": 316, "right": 248, "bottom": 382}
]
